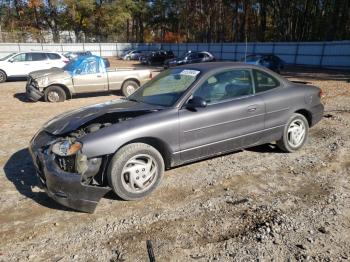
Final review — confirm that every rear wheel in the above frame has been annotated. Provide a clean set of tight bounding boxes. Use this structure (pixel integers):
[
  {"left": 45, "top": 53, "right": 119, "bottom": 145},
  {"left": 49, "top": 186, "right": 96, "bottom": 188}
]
[
  {"left": 121, "top": 80, "right": 139, "bottom": 97},
  {"left": 0, "top": 70, "right": 7, "bottom": 83},
  {"left": 44, "top": 85, "right": 66, "bottom": 102},
  {"left": 277, "top": 113, "right": 309, "bottom": 152},
  {"left": 107, "top": 143, "right": 165, "bottom": 200}
]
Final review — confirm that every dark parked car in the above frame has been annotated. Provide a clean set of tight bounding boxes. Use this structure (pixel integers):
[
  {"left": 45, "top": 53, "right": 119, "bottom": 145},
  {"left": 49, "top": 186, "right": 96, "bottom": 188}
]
[
  {"left": 120, "top": 50, "right": 143, "bottom": 61},
  {"left": 29, "top": 62, "right": 324, "bottom": 212},
  {"left": 139, "top": 50, "right": 175, "bottom": 65},
  {"left": 242, "top": 54, "right": 285, "bottom": 73},
  {"left": 164, "top": 51, "right": 215, "bottom": 68},
  {"left": 63, "top": 51, "right": 92, "bottom": 60}
]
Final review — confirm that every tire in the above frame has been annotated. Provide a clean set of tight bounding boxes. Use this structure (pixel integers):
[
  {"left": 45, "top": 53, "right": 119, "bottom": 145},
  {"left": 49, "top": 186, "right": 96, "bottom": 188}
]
[
  {"left": 277, "top": 113, "right": 309, "bottom": 152},
  {"left": 0, "top": 70, "right": 7, "bottom": 83},
  {"left": 121, "top": 80, "right": 139, "bottom": 97},
  {"left": 126, "top": 56, "right": 131, "bottom": 61},
  {"left": 44, "top": 85, "right": 66, "bottom": 102},
  {"left": 107, "top": 143, "right": 165, "bottom": 201}
]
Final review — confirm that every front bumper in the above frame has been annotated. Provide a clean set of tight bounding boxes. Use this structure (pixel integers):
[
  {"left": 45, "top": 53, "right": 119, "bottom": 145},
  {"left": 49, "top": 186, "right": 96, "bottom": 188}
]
[
  {"left": 26, "top": 80, "right": 44, "bottom": 102},
  {"left": 29, "top": 131, "right": 110, "bottom": 213}
]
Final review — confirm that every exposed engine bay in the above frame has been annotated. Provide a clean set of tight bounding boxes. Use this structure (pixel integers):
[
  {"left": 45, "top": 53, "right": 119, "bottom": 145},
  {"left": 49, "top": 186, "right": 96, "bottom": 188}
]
[{"left": 49, "top": 111, "right": 152, "bottom": 187}]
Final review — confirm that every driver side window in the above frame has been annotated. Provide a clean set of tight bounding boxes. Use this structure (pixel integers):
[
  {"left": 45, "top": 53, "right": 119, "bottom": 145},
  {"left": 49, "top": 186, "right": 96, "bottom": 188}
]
[
  {"left": 12, "top": 53, "right": 26, "bottom": 62},
  {"left": 193, "top": 69, "right": 253, "bottom": 104}
]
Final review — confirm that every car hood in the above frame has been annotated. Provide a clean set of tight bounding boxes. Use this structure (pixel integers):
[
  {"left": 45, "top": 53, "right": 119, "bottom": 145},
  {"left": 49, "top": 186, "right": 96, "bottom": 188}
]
[
  {"left": 29, "top": 67, "right": 69, "bottom": 79},
  {"left": 43, "top": 99, "right": 164, "bottom": 135}
]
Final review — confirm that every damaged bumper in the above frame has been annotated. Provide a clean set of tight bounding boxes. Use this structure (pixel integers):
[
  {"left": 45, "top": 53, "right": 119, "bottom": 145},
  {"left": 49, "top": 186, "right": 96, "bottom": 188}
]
[
  {"left": 26, "top": 78, "right": 44, "bottom": 102},
  {"left": 29, "top": 131, "right": 110, "bottom": 213}
]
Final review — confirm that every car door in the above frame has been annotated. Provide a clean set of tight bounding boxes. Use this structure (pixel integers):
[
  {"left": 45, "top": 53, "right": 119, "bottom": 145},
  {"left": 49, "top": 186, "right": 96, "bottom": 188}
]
[
  {"left": 26, "top": 53, "right": 50, "bottom": 72},
  {"left": 179, "top": 69, "right": 265, "bottom": 162},
  {"left": 5, "top": 53, "right": 27, "bottom": 76},
  {"left": 187, "top": 53, "right": 200, "bottom": 64},
  {"left": 72, "top": 57, "right": 108, "bottom": 92},
  {"left": 253, "top": 69, "right": 289, "bottom": 140}
]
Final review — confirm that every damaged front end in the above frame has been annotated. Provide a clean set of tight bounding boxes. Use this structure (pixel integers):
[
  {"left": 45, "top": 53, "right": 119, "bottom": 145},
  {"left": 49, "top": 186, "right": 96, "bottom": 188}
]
[
  {"left": 26, "top": 76, "right": 45, "bottom": 102},
  {"left": 30, "top": 122, "right": 113, "bottom": 213},
  {"left": 29, "top": 99, "right": 161, "bottom": 212}
]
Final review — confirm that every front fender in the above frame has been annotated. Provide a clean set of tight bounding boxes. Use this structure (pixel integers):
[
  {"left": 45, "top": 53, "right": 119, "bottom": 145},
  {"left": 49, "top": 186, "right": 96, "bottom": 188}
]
[{"left": 80, "top": 110, "right": 179, "bottom": 159}]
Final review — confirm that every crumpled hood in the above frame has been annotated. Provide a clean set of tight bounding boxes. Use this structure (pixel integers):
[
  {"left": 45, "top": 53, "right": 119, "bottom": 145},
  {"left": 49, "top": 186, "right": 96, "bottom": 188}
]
[
  {"left": 29, "top": 67, "right": 69, "bottom": 79},
  {"left": 43, "top": 99, "right": 164, "bottom": 135}
]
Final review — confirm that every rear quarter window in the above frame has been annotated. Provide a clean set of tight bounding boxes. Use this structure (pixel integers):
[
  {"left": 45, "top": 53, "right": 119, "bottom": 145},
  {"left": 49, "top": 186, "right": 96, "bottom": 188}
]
[
  {"left": 253, "top": 69, "right": 280, "bottom": 93},
  {"left": 47, "top": 53, "right": 61, "bottom": 60}
]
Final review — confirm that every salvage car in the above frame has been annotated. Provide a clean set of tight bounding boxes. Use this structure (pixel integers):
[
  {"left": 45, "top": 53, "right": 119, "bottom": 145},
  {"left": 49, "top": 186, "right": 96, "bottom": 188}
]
[
  {"left": 139, "top": 50, "right": 175, "bottom": 65},
  {"left": 26, "top": 55, "right": 152, "bottom": 102},
  {"left": 164, "top": 51, "right": 215, "bottom": 68},
  {"left": 242, "top": 54, "right": 285, "bottom": 73},
  {"left": 29, "top": 62, "right": 324, "bottom": 212},
  {"left": 120, "top": 50, "right": 143, "bottom": 61}
]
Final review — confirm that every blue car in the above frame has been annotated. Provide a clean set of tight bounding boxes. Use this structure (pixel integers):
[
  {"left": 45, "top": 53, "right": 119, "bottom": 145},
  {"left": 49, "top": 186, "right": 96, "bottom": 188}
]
[{"left": 242, "top": 54, "right": 285, "bottom": 73}]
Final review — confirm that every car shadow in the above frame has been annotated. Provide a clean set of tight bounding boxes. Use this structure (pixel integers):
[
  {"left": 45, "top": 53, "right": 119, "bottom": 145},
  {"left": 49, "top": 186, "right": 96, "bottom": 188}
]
[
  {"left": 3, "top": 148, "right": 77, "bottom": 212},
  {"left": 245, "top": 143, "right": 284, "bottom": 154}
]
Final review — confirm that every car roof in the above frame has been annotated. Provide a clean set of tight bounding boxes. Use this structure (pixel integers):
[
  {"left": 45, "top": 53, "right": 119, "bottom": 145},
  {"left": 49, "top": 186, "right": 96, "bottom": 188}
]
[{"left": 175, "top": 61, "right": 266, "bottom": 72}]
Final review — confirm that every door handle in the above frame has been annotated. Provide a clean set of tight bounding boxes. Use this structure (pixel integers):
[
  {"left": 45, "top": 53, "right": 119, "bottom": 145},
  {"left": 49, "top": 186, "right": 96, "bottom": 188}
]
[
  {"left": 96, "top": 75, "right": 102, "bottom": 78},
  {"left": 24, "top": 64, "right": 30, "bottom": 66},
  {"left": 247, "top": 105, "right": 257, "bottom": 112}
]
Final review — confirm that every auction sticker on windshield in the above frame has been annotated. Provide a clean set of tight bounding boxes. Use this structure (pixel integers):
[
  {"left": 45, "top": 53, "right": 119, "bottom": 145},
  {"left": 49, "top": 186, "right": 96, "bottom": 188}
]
[{"left": 180, "top": 70, "right": 200, "bottom": 76}]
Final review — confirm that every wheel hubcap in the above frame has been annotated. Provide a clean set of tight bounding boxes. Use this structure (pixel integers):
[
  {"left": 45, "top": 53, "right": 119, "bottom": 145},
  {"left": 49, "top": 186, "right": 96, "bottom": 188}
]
[
  {"left": 126, "top": 85, "right": 136, "bottom": 96},
  {"left": 48, "top": 91, "right": 60, "bottom": 102},
  {"left": 0, "top": 73, "right": 4, "bottom": 82},
  {"left": 121, "top": 154, "right": 158, "bottom": 193},
  {"left": 287, "top": 119, "right": 306, "bottom": 147}
]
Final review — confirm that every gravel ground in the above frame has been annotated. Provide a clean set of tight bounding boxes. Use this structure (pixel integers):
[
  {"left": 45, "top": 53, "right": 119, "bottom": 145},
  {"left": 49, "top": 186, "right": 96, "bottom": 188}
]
[{"left": 0, "top": 63, "right": 349, "bottom": 262}]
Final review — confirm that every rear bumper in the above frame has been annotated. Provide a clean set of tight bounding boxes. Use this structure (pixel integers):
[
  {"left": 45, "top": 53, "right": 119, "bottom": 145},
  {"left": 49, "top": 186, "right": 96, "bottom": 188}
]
[
  {"left": 26, "top": 82, "right": 44, "bottom": 102},
  {"left": 310, "top": 103, "right": 324, "bottom": 127},
  {"left": 29, "top": 132, "right": 110, "bottom": 213}
]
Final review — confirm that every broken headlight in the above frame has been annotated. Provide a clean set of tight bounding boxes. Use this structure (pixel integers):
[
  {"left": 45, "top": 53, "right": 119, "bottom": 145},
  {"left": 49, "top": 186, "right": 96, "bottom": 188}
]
[
  {"left": 36, "top": 77, "right": 49, "bottom": 87},
  {"left": 52, "top": 140, "right": 82, "bottom": 156}
]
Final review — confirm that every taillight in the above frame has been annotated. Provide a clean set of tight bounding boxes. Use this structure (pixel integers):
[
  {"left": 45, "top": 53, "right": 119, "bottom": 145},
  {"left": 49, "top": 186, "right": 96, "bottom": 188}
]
[
  {"left": 63, "top": 60, "right": 69, "bottom": 64},
  {"left": 319, "top": 90, "right": 325, "bottom": 99}
]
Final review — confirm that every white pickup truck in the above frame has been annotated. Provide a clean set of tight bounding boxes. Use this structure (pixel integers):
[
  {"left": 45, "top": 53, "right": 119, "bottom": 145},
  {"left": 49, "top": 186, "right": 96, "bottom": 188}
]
[{"left": 26, "top": 55, "right": 152, "bottom": 102}]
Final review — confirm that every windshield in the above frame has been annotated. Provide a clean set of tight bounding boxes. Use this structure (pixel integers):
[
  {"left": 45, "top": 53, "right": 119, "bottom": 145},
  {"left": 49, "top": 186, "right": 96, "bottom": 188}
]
[
  {"left": 128, "top": 68, "right": 201, "bottom": 107},
  {"left": 0, "top": 53, "right": 15, "bottom": 61}
]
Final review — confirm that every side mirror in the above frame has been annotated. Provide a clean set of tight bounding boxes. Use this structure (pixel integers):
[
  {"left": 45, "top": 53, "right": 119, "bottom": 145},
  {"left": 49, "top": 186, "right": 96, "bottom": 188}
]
[
  {"left": 8, "top": 59, "right": 14, "bottom": 63},
  {"left": 75, "top": 69, "right": 82, "bottom": 75},
  {"left": 186, "top": 96, "right": 207, "bottom": 110}
]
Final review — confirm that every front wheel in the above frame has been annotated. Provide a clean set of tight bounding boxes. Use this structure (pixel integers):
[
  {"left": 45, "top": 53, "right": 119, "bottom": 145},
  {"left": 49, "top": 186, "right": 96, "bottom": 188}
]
[
  {"left": 277, "top": 113, "right": 309, "bottom": 152},
  {"left": 107, "top": 143, "right": 165, "bottom": 200},
  {"left": 0, "top": 70, "right": 7, "bottom": 83},
  {"left": 44, "top": 85, "right": 66, "bottom": 102},
  {"left": 121, "top": 80, "right": 139, "bottom": 97}
]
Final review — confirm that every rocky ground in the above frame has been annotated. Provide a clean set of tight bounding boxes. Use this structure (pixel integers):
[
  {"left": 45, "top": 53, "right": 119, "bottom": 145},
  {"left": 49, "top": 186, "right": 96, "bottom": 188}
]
[{"left": 0, "top": 62, "right": 349, "bottom": 261}]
